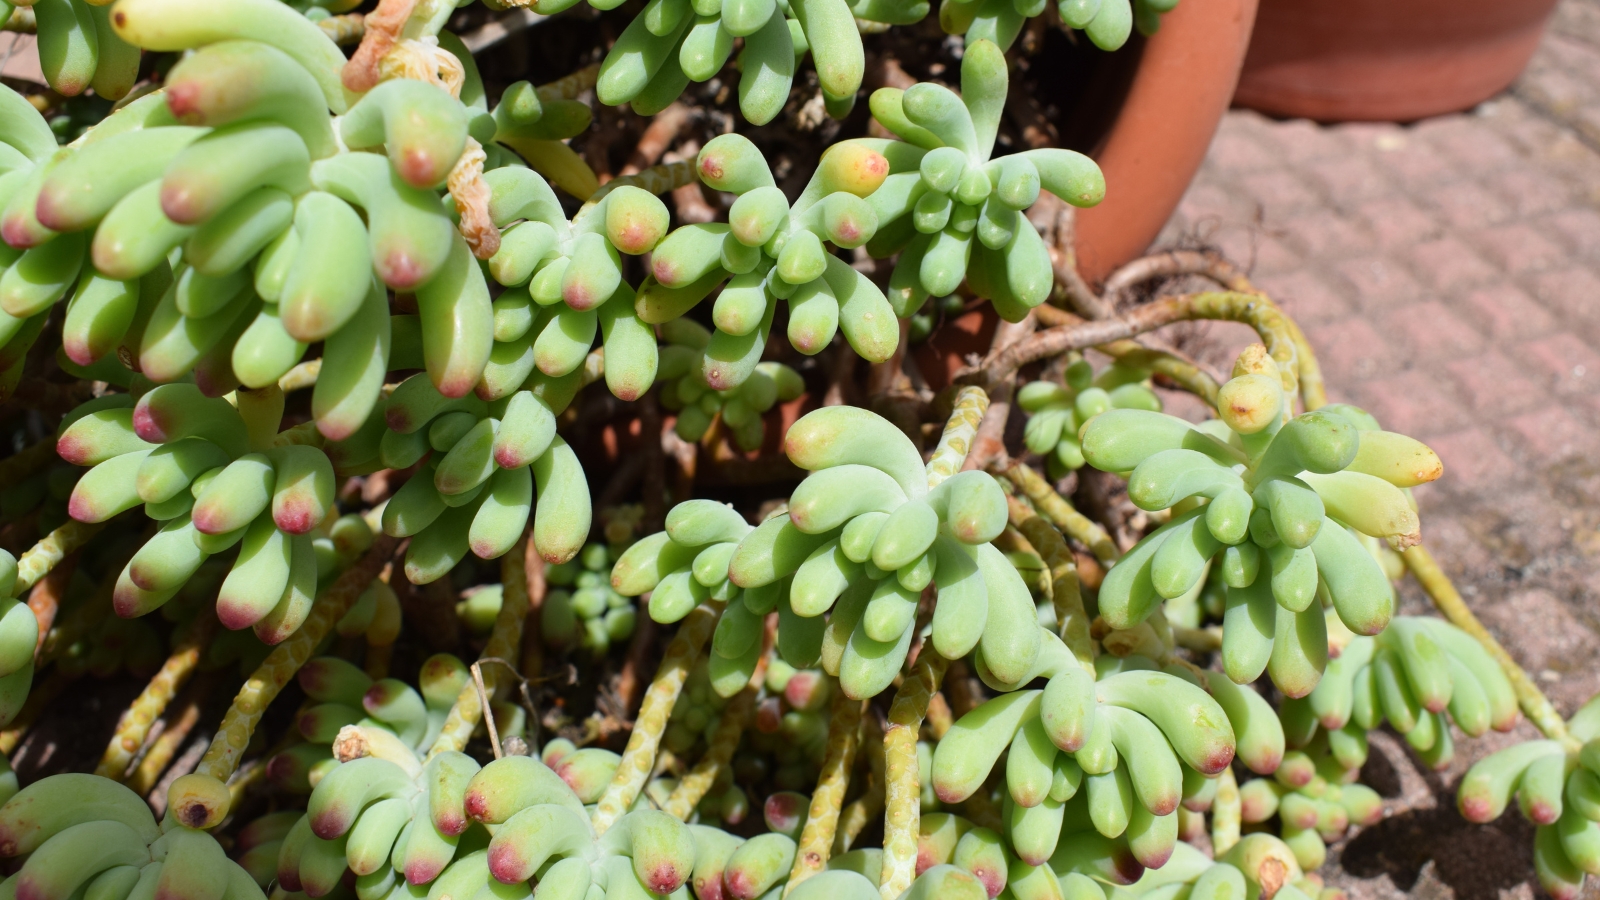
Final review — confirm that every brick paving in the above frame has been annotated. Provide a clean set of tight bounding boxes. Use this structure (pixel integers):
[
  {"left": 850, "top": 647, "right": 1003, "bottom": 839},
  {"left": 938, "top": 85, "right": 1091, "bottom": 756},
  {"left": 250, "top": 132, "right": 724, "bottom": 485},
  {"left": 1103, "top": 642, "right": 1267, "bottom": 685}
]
[{"left": 1154, "top": 3, "right": 1600, "bottom": 896}]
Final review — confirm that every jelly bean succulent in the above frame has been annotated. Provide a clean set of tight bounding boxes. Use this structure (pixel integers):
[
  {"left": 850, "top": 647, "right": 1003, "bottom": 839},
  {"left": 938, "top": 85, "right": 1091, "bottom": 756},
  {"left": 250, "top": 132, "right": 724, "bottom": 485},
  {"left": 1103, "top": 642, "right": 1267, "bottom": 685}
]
[
  {"left": 1018, "top": 353, "right": 1162, "bottom": 478},
  {"left": 1082, "top": 345, "right": 1444, "bottom": 696},
  {"left": 656, "top": 319, "right": 805, "bottom": 450},
  {"left": 585, "top": 0, "right": 911, "bottom": 125},
  {"left": 0, "top": 0, "right": 1572, "bottom": 895},
  {"left": 940, "top": 0, "right": 1177, "bottom": 51},
  {"left": 0, "top": 773, "right": 265, "bottom": 900},
  {"left": 639, "top": 134, "right": 902, "bottom": 390},
  {"left": 859, "top": 40, "right": 1105, "bottom": 320},
  {"left": 541, "top": 541, "right": 640, "bottom": 654},
  {"left": 1455, "top": 695, "right": 1600, "bottom": 899}
]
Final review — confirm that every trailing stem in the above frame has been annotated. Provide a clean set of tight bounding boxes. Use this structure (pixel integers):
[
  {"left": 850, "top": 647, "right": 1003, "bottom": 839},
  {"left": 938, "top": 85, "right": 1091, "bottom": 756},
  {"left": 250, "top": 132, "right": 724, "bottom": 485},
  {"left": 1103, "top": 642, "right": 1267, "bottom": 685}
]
[
  {"left": 878, "top": 652, "right": 948, "bottom": 900},
  {"left": 1000, "top": 461, "right": 1118, "bottom": 566},
  {"left": 665, "top": 631, "right": 768, "bottom": 819},
  {"left": 663, "top": 687, "right": 755, "bottom": 820},
  {"left": 591, "top": 599, "right": 725, "bottom": 834},
  {"left": 787, "top": 686, "right": 865, "bottom": 893},
  {"left": 95, "top": 613, "right": 216, "bottom": 779},
  {"left": 1210, "top": 766, "right": 1241, "bottom": 856},
  {"left": 835, "top": 713, "right": 885, "bottom": 854},
  {"left": 980, "top": 292, "right": 1305, "bottom": 401},
  {"left": 428, "top": 532, "right": 531, "bottom": 759},
  {"left": 12, "top": 520, "right": 106, "bottom": 597},
  {"left": 1031, "top": 304, "right": 1221, "bottom": 407},
  {"left": 925, "top": 385, "right": 990, "bottom": 487},
  {"left": 1003, "top": 494, "right": 1094, "bottom": 670},
  {"left": 164, "top": 535, "right": 397, "bottom": 829}
]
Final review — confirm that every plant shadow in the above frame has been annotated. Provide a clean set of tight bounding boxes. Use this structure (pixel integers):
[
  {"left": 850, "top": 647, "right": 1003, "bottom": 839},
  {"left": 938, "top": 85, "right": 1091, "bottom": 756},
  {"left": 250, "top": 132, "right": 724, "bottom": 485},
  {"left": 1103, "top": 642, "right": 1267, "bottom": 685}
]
[{"left": 1339, "top": 791, "right": 1536, "bottom": 900}]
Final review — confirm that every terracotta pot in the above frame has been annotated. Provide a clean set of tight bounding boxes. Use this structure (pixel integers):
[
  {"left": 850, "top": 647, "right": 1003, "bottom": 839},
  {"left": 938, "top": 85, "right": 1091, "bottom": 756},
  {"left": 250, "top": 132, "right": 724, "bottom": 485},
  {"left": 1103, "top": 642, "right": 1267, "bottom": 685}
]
[
  {"left": 1234, "top": 0, "right": 1559, "bottom": 122},
  {"left": 1070, "top": 0, "right": 1261, "bottom": 285}
]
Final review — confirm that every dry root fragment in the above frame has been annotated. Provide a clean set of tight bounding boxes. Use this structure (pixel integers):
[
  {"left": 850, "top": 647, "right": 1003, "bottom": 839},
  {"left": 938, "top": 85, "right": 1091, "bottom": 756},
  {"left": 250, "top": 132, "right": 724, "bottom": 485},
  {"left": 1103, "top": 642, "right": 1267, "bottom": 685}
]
[
  {"left": 381, "top": 37, "right": 466, "bottom": 97},
  {"left": 341, "top": 0, "right": 417, "bottom": 93},
  {"left": 449, "top": 137, "right": 499, "bottom": 259}
]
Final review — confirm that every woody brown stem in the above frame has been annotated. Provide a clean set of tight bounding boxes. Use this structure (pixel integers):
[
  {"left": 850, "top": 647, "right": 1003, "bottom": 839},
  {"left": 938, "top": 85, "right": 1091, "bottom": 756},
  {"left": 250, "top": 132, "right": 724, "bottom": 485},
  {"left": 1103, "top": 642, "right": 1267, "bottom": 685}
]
[
  {"left": 963, "top": 314, "right": 1037, "bottom": 473},
  {"left": 979, "top": 292, "right": 1303, "bottom": 404}
]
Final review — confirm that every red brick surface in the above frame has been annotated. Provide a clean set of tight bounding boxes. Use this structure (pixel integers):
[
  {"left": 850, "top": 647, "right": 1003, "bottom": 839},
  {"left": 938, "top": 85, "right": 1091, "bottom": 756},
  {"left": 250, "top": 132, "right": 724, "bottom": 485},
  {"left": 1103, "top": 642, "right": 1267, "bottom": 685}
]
[{"left": 1154, "top": 6, "right": 1600, "bottom": 895}]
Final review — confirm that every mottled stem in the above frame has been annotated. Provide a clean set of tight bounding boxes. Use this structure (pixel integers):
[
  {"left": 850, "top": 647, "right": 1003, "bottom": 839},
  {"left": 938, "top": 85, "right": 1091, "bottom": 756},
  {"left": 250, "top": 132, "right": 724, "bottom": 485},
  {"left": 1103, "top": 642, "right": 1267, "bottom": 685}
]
[
  {"left": 317, "top": 12, "right": 365, "bottom": 43},
  {"left": 127, "top": 685, "right": 206, "bottom": 796},
  {"left": 538, "top": 63, "right": 600, "bottom": 100},
  {"left": 835, "top": 713, "right": 885, "bottom": 854},
  {"left": 926, "top": 385, "right": 989, "bottom": 488},
  {"left": 787, "top": 686, "right": 865, "bottom": 893},
  {"left": 1171, "top": 625, "right": 1222, "bottom": 653},
  {"left": 879, "top": 653, "right": 947, "bottom": 900},
  {"left": 1211, "top": 766, "right": 1240, "bottom": 855},
  {"left": 1001, "top": 462, "right": 1118, "bottom": 565},
  {"left": 663, "top": 687, "right": 754, "bottom": 820},
  {"left": 1004, "top": 494, "right": 1094, "bottom": 671},
  {"left": 428, "top": 533, "right": 530, "bottom": 759},
  {"left": 592, "top": 600, "right": 725, "bottom": 834},
  {"left": 96, "top": 614, "right": 216, "bottom": 779},
  {"left": 578, "top": 161, "right": 698, "bottom": 218},
  {"left": 174, "top": 536, "right": 394, "bottom": 826},
  {"left": 1404, "top": 545, "right": 1577, "bottom": 751},
  {"left": 12, "top": 519, "right": 105, "bottom": 597}
]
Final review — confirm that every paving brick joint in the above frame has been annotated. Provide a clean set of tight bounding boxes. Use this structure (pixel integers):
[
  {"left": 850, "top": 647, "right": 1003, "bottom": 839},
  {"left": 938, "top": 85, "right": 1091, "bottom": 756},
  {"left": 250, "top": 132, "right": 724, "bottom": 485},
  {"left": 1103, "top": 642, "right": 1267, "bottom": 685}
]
[{"left": 1151, "top": 2, "right": 1600, "bottom": 896}]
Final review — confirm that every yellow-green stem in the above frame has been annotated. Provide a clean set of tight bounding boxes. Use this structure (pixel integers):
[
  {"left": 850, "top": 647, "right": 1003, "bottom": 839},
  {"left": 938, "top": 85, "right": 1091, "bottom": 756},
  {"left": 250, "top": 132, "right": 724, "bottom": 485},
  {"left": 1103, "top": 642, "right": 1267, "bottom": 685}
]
[
  {"left": 12, "top": 520, "right": 105, "bottom": 597},
  {"left": 427, "top": 534, "right": 530, "bottom": 760},
  {"left": 926, "top": 386, "right": 989, "bottom": 487},
  {"left": 879, "top": 653, "right": 947, "bottom": 900},
  {"left": 663, "top": 686, "right": 754, "bottom": 820},
  {"left": 1212, "top": 766, "right": 1240, "bottom": 855},
  {"left": 1005, "top": 493, "right": 1094, "bottom": 671},
  {"left": 1002, "top": 462, "right": 1118, "bottom": 565},
  {"left": 96, "top": 614, "right": 215, "bottom": 779},
  {"left": 167, "top": 536, "right": 394, "bottom": 828},
  {"left": 127, "top": 688, "right": 205, "bottom": 796},
  {"left": 835, "top": 713, "right": 885, "bottom": 854},
  {"left": 787, "top": 685, "right": 864, "bottom": 893},
  {"left": 592, "top": 600, "right": 725, "bottom": 834}
]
